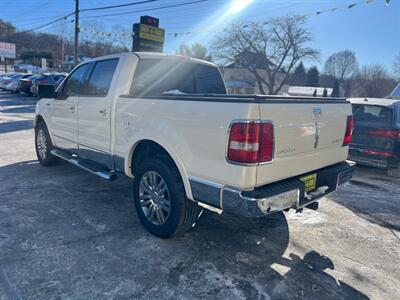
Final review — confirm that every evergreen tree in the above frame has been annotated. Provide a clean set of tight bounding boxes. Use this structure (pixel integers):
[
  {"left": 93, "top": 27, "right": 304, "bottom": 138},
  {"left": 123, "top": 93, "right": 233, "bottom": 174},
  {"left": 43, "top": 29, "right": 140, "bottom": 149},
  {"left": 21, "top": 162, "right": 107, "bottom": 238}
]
[
  {"left": 306, "top": 66, "right": 320, "bottom": 87},
  {"left": 290, "top": 62, "right": 307, "bottom": 86}
]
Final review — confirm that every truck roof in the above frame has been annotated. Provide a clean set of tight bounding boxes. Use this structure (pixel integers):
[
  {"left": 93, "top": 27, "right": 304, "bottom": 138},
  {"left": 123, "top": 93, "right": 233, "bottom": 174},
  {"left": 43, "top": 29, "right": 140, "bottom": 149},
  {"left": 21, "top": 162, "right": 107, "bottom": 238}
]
[
  {"left": 86, "top": 52, "right": 217, "bottom": 67},
  {"left": 348, "top": 97, "right": 400, "bottom": 107}
]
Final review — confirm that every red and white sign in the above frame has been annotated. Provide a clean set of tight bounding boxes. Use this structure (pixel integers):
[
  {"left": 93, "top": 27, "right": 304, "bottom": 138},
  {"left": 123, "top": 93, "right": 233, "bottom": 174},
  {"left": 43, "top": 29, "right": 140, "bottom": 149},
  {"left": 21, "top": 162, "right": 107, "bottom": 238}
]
[{"left": 0, "top": 42, "right": 16, "bottom": 59}]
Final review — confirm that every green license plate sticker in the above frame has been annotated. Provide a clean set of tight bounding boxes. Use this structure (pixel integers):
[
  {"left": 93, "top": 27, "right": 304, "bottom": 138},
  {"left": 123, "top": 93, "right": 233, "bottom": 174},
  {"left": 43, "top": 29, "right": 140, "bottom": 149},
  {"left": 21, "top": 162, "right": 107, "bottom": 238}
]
[{"left": 301, "top": 174, "right": 317, "bottom": 192}]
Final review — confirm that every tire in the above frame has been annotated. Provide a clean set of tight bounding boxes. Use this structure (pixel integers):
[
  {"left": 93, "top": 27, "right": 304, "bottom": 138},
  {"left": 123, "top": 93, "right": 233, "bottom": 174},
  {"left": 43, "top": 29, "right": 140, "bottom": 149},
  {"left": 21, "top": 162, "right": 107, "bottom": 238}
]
[
  {"left": 35, "top": 122, "right": 56, "bottom": 166},
  {"left": 133, "top": 156, "right": 200, "bottom": 238}
]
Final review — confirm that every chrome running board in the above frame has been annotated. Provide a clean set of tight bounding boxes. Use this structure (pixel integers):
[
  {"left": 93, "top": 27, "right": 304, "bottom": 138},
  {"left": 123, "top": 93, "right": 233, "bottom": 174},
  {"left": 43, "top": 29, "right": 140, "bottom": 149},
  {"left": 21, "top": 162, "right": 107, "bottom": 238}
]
[{"left": 51, "top": 149, "right": 117, "bottom": 181}]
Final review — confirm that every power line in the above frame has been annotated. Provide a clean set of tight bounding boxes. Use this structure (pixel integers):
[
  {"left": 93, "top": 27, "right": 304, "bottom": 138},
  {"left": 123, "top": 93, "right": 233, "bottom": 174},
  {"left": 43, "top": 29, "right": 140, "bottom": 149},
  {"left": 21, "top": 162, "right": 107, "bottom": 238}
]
[
  {"left": 80, "top": 0, "right": 159, "bottom": 12},
  {"left": 80, "top": 0, "right": 210, "bottom": 19},
  {"left": 23, "top": 12, "right": 75, "bottom": 32},
  {"left": 19, "top": 0, "right": 160, "bottom": 33}
]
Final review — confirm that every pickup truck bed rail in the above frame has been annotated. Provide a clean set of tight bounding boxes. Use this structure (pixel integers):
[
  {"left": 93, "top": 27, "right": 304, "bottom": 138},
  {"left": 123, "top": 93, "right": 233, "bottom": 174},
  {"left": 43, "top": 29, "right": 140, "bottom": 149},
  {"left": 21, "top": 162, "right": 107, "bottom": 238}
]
[{"left": 119, "top": 94, "right": 347, "bottom": 104}]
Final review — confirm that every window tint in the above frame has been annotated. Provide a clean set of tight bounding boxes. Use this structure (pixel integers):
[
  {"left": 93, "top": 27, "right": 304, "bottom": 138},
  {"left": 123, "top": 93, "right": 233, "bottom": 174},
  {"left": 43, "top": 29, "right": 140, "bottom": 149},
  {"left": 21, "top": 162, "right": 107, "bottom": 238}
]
[
  {"left": 352, "top": 104, "right": 393, "bottom": 125},
  {"left": 194, "top": 65, "right": 226, "bottom": 94},
  {"left": 131, "top": 59, "right": 194, "bottom": 97},
  {"left": 130, "top": 58, "right": 226, "bottom": 97},
  {"left": 63, "top": 64, "right": 90, "bottom": 97},
  {"left": 86, "top": 59, "right": 118, "bottom": 96}
]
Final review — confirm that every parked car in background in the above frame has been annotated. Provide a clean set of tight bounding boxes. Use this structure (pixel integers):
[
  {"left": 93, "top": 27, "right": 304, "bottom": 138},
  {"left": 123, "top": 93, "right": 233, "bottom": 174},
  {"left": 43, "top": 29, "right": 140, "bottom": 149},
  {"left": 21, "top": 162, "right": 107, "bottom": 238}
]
[
  {"left": 0, "top": 73, "right": 21, "bottom": 90},
  {"left": 31, "top": 73, "right": 66, "bottom": 96},
  {"left": 349, "top": 98, "right": 400, "bottom": 177},
  {"left": 3, "top": 74, "right": 32, "bottom": 93},
  {"left": 17, "top": 74, "right": 40, "bottom": 95}
]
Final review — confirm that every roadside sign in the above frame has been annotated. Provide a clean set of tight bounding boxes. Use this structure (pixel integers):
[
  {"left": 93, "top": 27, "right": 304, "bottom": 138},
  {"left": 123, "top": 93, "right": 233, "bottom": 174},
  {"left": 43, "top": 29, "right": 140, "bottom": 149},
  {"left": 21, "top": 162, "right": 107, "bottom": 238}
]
[
  {"left": 139, "top": 24, "right": 165, "bottom": 43},
  {"left": 140, "top": 15, "right": 159, "bottom": 27},
  {"left": 132, "top": 16, "right": 165, "bottom": 53},
  {"left": 41, "top": 58, "right": 47, "bottom": 70},
  {"left": 0, "top": 42, "right": 16, "bottom": 59}
]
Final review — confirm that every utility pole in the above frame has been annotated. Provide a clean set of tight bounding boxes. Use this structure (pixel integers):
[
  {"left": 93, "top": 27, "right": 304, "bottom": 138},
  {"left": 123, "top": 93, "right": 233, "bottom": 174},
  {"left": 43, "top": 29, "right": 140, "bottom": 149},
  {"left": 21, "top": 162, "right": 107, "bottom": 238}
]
[
  {"left": 74, "top": 0, "right": 79, "bottom": 66},
  {"left": 61, "top": 33, "right": 64, "bottom": 71}
]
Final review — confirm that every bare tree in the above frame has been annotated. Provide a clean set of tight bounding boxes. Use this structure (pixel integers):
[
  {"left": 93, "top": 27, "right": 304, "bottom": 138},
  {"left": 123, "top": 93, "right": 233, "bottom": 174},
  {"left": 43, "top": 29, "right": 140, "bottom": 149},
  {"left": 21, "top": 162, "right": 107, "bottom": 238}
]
[
  {"left": 178, "top": 43, "right": 212, "bottom": 61},
  {"left": 213, "top": 16, "right": 319, "bottom": 95},
  {"left": 324, "top": 50, "right": 359, "bottom": 81},
  {"left": 110, "top": 25, "right": 131, "bottom": 50},
  {"left": 350, "top": 64, "right": 396, "bottom": 97},
  {"left": 393, "top": 53, "right": 400, "bottom": 80}
]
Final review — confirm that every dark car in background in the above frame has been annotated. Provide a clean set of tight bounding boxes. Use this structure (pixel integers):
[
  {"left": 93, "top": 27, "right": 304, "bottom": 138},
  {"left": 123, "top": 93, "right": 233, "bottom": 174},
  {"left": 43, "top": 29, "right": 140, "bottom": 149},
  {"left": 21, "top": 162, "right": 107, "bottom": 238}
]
[
  {"left": 30, "top": 73, "right": 66, "bottom": 96},
  {"left": 17, "top": 74, "right": 40, "bottom": 95},
  {"left": 348, "top": 98, "right": 400, "bottom": 177}
]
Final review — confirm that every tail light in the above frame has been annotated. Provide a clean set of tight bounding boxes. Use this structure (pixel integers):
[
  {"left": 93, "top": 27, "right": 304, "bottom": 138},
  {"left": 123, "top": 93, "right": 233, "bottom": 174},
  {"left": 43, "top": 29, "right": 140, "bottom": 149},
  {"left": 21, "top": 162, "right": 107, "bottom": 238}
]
[
  {"left": 368, "top": 129, "right": 400, "bottom": 139},
  {"left": 363, "top": 150, "right": 396, "bottom": 157},
  {"left": 227, "top": 121, "right": 274, "bottom": 164},
  {"left": 343, "top": 116, "right": 353, "bottom": 146}
]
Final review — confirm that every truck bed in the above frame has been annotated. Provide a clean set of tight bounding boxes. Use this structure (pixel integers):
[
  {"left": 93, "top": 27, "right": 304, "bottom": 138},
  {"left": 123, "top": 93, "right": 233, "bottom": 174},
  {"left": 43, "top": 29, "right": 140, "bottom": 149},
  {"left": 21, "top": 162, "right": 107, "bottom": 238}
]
[{"left": 116, "top": 93, "right": 351, "bottom": 191}]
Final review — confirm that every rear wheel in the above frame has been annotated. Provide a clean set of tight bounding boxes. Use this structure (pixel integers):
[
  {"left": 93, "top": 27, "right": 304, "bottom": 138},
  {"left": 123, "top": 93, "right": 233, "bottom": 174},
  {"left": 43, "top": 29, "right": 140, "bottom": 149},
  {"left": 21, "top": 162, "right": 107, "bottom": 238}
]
[
  {"left": 133, "top": 157, "right": 200, "bottom": 238},
  {"left": 35, "top": 122, "right": 56, "bottom": 166}
]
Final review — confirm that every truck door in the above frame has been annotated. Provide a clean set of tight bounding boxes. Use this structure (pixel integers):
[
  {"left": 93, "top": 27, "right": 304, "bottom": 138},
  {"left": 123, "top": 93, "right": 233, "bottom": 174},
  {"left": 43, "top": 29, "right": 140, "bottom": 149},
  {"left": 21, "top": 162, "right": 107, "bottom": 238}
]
[
  {"left": 77, "top": 58, "right": 119, "bottom": 168},
  {"left": 50, "top": 63, "right": 91, "bottom": 152}
]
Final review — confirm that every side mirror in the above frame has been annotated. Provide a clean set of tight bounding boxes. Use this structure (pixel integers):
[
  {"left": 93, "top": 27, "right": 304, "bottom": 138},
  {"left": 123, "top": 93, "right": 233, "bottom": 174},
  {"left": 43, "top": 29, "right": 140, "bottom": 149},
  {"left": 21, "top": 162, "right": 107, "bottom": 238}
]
[{"left": 38, "top": 84, "right": 57, "bottom": 99}]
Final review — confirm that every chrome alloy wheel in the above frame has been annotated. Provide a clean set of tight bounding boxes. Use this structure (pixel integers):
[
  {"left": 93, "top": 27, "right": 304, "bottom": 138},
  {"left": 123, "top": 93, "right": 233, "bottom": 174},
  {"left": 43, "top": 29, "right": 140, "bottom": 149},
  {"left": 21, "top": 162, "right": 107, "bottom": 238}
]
[
  {"left": 139, "top": 171, "right": 171, "bottom": 225},
  {"left": 36, "top": 129, "right": 48, "bottom": 160}
]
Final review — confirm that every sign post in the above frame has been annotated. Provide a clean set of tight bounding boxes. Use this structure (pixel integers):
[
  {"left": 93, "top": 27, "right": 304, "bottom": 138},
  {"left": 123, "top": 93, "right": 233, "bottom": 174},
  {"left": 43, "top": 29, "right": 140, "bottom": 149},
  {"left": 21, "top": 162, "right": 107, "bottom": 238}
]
[
  {"left": 41, "top": 58, "right": 47, "bottom": 71},
  {"left": 0, "top": 42, "right": 16, "bottom": 74},
  {"left": 132, "top": 16, "right": 165, "bottom": 52}
]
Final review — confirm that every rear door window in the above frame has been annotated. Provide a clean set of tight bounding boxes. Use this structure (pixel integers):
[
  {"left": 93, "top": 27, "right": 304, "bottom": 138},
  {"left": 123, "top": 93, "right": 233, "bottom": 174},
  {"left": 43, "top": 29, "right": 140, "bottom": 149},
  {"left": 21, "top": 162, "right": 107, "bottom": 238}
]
[
  {"left": 86, "top": 59, "right": 119, "bottom": 96},
  {"left": 352, "top": 104, "right": 393, "bottom": 125},
  {"left": 131, "top": 59, "right": 194, "bottom": 97},
  {"left": 130, "top": 58, "right": 226, "bottom": 97}
]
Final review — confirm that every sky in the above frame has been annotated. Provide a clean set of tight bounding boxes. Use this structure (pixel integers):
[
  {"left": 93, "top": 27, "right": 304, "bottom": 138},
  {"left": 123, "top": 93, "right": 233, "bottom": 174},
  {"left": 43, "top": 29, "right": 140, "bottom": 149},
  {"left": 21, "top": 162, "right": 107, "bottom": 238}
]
[{"left": 1, "top": 0, "right": 399, "bottom": 73}]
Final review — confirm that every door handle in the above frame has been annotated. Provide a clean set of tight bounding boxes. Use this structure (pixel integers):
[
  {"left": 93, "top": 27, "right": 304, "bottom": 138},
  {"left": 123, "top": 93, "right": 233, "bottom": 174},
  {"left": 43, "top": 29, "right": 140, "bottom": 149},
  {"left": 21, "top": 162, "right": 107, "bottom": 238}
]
[
  {"left": 99, "top": 109, "right": 108, "bottom": 116},
  {"left": 69, "top": 106, "right": 75, "bottom": 112}
]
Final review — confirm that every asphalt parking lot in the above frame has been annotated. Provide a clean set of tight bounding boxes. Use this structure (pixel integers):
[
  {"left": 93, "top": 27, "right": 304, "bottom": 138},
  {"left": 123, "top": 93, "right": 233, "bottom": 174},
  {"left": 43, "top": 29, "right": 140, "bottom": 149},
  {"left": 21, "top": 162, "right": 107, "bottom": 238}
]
[{"left": 0, "top": 91, "right": 399, "bottom": 300}]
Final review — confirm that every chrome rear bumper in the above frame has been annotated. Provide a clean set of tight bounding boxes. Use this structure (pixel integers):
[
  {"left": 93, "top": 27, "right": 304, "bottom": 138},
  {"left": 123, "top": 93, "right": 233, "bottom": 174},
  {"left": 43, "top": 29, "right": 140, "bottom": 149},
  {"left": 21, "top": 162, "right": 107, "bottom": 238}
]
[{"left": 190, "top": 160, "right": 356, "bottom": 218}]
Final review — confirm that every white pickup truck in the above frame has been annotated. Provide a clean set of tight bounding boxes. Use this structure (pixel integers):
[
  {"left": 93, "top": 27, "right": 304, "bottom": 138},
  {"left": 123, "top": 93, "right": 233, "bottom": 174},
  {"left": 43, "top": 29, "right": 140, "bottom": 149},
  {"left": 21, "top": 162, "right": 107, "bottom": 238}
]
[{"left": 35, "top": 52, "right": 355, "bottom": 238}]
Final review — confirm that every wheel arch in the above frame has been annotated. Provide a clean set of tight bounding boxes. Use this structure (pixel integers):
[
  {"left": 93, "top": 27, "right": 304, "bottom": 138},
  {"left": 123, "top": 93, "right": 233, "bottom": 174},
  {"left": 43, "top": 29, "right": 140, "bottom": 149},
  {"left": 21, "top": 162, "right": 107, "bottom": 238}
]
[
  {"left": 125, "top": 139, "right": 193, "bottom": 200},
  {"left": 34, "top": 114, "right": 45, "bottom": 127}
]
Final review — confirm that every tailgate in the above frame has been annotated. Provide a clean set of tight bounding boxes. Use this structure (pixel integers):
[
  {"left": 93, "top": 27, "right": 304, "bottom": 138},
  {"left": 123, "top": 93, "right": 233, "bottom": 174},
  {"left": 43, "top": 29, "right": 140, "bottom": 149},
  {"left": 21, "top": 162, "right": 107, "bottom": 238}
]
[
  {"left": 350, "top": 104, "right": 397, "bottom": 153},
  {"left": 351, "top": 123, "right": 396, "bottom": 152},
  {"left": 256, "top": 101, "right": 351, "bottom": 186}
]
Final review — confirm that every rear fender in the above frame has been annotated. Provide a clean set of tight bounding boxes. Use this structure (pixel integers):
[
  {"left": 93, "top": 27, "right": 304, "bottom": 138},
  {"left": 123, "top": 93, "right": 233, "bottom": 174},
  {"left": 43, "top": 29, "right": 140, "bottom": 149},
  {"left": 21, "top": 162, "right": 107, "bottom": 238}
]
[{"left": 124, "top": 136, "right": 194, "bottom": 200}]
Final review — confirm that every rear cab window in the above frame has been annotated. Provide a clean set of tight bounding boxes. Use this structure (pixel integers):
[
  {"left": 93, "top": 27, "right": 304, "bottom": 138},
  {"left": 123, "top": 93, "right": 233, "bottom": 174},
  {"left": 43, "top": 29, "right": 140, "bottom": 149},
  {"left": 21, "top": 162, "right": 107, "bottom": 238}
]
[
  {"left": 130, "top": 58, "right": 226, "bottom": 97},
  {"left": 352, "top": 104, "right": 393, "bottom": 125}
]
